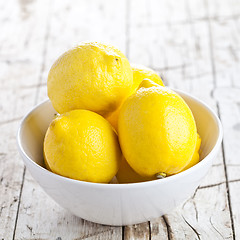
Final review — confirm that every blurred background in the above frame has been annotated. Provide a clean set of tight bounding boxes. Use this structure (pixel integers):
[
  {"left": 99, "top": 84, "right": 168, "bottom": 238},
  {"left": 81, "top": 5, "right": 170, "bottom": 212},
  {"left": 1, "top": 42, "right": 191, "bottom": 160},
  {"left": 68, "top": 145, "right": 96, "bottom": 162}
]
[
  {"left": 1, "top": 0, "right": 240, "bottom": 239},
  {"left": 2, "top": 0, "right": 240, "bottom": 106}
]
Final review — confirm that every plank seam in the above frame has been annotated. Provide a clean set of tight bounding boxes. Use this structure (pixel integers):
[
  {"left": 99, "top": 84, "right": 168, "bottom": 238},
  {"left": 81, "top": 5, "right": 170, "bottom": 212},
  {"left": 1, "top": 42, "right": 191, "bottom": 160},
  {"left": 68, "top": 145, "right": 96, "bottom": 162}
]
[
  {"left": 12, "top": 167, "right": 26, "bottom": 240},
  {"left": 11, "top": 1, "right": 53, "bottom": 238},
  {"left": 34, "top": 0, "right": 53, "bottom": 105},
  {"left": 73, "top": 228, "right": 115, "bottom": 240},
  {"left": 209, "top": 215, "right": 226, "bottom": 239},
  {"left": 205, "top": 0, "right": 235, "bottom": 238},
  {"left": 148, "top": 221, "right": 151, "bottom": 240},
  {"left": 229, "top": 179, "right": 240, "bottom": 183},
  {"left": 205, "top": 0, "right": 216, "bottom": 97},
  {"left": 217, "top": 103, "right": 236, "bottom": 240},
  {"left": 182, "top": 215, "right": 201, "bottom": 240},
  {"left": 198, "top": 181, "right": 226, "bottom": 189},
  {"left": 199, "top": 179, "right": 240, "bottom": 190},
  {"left": 162, "top": 216, "right": 172, "bottom": 240}
]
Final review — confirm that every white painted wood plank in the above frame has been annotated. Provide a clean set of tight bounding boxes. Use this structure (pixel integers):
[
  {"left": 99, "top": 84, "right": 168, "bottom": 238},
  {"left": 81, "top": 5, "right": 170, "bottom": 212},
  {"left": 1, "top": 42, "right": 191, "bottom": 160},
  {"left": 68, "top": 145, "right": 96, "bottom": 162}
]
[
  {"left": 128, "top": 23, "right": 191, "bottom": 70},
  {"left": 0, "top": 0, "right": 50, "bottom": 121},
  {"left": 150, "top": 217, "right": 169, "bottom": 240},
  {"left": 128, "top": 0, "right": 233, "bottom": 239},
  {"left": 229, "top": 181, "right": 240, "bottom": 239},
  {"left": 207, "top": 0, "right": 240, "bottom": 19},
  {"left": 0, "top": 122, "right": 25, "bottom": 239},
  {"left": 14, "top": 0, "right": 127, "bottom": 239},
  {"left": 156, "top": 184, "right": 233, "bottom": 240},
  {"left": 187, "top": 0, "right": 207, "bottom": 20},
  {"left": 129, "top": 0, "right": 189, "bottom": 26},
  {"left": 0, "top": 0, "right": 50, "bottom": 238},
  {"left": 124, "top": 223, "right": 151, "bottom": 240},
  {"left": 218, "top": 102, "right": 240, "bottom": 168},
  {"left": 210, "top": 18, "right": 240, "bottom": 89},
  {"left": 218, "top": 101, "right": 240, "bottom": 239},
  {"left": 210, "top": 13, "right": 240, "bottom": 239}
]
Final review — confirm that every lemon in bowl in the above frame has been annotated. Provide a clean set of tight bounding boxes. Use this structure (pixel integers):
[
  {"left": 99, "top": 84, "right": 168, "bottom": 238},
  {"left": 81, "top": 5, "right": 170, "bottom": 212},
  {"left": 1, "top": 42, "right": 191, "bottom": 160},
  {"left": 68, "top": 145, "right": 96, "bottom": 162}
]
[
  {"left": 118, "top": 79, "right": 197, "bottom": 177},
  {"left": 116, "top": 133, "right": 202, "bottom": 184},
  {"left": 17, "top": 89, "right": 222, "bottom": 226},
  {"left": 44, "top": 109, "right": 121, "bottom": 183},
  {"left": 106, "top": 64, "right": 164, "bottom": 130},
  {"left": 47, "top": 42, "right": 133, "bottom": 117}
]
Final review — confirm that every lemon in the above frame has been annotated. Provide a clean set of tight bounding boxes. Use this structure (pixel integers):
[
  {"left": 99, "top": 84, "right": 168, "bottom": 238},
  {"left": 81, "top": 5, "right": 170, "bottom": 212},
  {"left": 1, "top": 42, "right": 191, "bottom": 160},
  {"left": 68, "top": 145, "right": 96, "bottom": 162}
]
[
  {"left": 117, "top": 134, "right": 201, "bottom": 183},
  {"left": 43, "top": 109, "right": 122, "bottom": 183},
  {"left": 131, "top": 64, "right": 164, "bottom": 93},
  {"left": 106, "top": 64, "right": 164, "bottom": 130},
  {"left": 116, "top": 157, "right": 155, "bottom": 183},
  {"left": 118, "top": 79, "right": 197, "bottom": 177},
  {"left": 47, "top": 42, "right": 133, "bottom": 116},
  {"left": 182, "top": 133, "right": 201, "bottom": 171}
]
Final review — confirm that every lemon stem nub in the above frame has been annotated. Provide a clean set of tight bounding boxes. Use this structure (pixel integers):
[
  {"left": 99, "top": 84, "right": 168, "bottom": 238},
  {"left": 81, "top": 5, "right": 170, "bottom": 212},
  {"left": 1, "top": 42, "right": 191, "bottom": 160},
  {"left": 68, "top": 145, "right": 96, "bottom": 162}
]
[{"left": 156, "top": 172, "right": 167, "bottom": 179}]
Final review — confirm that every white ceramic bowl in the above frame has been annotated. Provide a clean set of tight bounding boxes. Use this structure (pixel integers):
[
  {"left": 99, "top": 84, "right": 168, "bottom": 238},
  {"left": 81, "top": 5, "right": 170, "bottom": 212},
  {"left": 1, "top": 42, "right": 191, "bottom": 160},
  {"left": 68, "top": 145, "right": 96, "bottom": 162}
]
[{"left": 17, "top": 90, "right": 223, "bottom": 226}]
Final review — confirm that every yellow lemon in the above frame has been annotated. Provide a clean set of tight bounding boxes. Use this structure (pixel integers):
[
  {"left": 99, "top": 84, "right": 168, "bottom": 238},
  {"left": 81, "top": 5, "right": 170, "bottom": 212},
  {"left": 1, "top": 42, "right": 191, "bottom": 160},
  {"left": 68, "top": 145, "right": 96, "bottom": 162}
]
[
  {"left": 43, "top": 109, "right": 122, "bottom": 183},
  {"left": 182, "top": 133, "right": 201, "bottom": 171},
  {"left": 118, "top": 79, "right": 197, "bottom": 177},
  {"left": 131, "top": 64, "right": 164, "bottom": 93},
  {"left": 117, "top": 134, "right": 201, "bottom": 183},
  {"left": 116, "top": 157, "right": 155, "bottom": 183},
  {"left": 106, "top": 64, "right": 164, "bottom": 130},
  {"left": 47, "top": 42, "right": 133, "bottom": 116}
]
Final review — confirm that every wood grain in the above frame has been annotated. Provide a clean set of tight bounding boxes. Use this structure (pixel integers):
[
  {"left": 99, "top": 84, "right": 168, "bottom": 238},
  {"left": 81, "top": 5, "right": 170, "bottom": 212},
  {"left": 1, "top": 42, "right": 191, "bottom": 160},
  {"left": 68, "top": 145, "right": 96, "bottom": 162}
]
[
  {"left": 124, "top": 222, "right": 151, "bottom": 240},
  {"left": 128, "top": 0, "right": 234, "bottom": 239},
  {"left": 157, "top": 185, "right": 232, "bottom": 239},
  {"left": 210, "top": 13, "right": 240, "bottom": 240},
  {"left": 0, "top": 0, "right": 50, "bottom": 238}
]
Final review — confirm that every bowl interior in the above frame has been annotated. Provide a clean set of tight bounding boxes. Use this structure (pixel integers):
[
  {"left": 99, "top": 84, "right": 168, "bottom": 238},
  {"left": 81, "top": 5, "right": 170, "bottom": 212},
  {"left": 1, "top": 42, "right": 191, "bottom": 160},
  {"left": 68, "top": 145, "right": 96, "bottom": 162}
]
[
  {"left": 19, "top": 101, "right": 57, "bottom": 168},
  {"left": 180, "top": 92, "right": 220, "bottom": 160},
  {"left": 18, "top": 91, "right": 221, "bottom": 173}
]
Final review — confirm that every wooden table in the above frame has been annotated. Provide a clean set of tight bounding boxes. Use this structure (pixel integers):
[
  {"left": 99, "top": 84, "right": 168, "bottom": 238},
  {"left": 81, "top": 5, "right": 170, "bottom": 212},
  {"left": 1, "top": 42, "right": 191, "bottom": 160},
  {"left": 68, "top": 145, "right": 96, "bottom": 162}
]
[{"left": 1, "top": 0, "right": 239, "bottom": 239}]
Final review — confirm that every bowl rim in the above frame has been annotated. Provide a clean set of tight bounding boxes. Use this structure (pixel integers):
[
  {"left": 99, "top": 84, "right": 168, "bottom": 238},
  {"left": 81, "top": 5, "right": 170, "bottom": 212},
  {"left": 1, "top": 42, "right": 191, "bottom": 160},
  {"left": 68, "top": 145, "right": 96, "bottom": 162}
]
[{"left": 17, "top": 89, "right": 223, "bottom": 189}]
